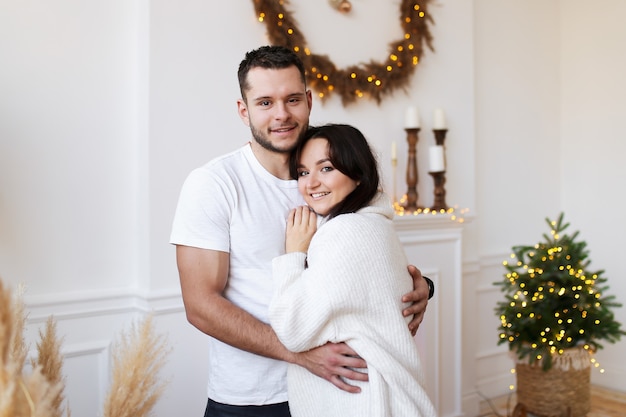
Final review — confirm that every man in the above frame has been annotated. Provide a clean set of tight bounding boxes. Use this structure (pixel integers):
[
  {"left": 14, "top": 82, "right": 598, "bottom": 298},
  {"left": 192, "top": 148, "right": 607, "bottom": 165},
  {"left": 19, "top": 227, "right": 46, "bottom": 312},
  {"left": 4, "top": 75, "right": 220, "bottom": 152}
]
[{"left": 170, "top": 45, "right": 432, "bottom": 417}]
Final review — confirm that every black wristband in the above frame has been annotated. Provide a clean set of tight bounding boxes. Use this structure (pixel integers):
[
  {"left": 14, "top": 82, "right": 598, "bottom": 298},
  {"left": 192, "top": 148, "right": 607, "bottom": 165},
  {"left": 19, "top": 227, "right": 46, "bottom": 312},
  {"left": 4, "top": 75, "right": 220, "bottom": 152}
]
[{"left": 423, "top": 276, "right": 434, "bottom": 300}]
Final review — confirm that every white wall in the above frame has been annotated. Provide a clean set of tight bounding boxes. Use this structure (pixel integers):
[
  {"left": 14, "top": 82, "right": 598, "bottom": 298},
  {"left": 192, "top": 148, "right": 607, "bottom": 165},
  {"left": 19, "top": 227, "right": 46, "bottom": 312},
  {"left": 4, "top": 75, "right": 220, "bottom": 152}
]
[
  {"left": 1, "top": 0, "right": 625, "bottom": 416},
  {"left": 560, "top": 0, "right": 626, "bottom": 389},
  {"left": 473, "top": 0, "right": 626, "bottom": 399},
  {"left": 473, "top": 0, "right": 562, "bottom": 397},
  {"left": 0, "top": 0, "right": 141, "bottom": 297}
]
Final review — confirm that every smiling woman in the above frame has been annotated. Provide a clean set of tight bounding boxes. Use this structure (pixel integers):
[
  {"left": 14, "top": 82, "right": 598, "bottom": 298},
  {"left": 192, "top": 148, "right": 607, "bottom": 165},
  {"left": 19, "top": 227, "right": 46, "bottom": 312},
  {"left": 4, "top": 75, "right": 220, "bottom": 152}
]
[
  {"left": 270, "top": 123, "right": 437, "bottom": 417},
  {"left": 250, "top": 0, "right": 436, "bottom": 105}
]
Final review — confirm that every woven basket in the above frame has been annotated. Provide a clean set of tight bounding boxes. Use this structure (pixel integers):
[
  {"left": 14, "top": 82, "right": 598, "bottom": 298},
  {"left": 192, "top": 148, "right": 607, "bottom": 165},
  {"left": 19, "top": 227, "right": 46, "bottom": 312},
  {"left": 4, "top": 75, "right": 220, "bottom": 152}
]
[{"left": 515, "top": 347, "right": 591, "bottom": 417}]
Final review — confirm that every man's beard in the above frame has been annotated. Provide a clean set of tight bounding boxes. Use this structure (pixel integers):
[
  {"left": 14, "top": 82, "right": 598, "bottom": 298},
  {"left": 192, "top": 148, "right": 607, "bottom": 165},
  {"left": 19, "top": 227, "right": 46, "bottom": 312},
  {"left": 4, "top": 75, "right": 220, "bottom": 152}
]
[{"left": 250, "top": 121, "right": 306, "bottom": 154}]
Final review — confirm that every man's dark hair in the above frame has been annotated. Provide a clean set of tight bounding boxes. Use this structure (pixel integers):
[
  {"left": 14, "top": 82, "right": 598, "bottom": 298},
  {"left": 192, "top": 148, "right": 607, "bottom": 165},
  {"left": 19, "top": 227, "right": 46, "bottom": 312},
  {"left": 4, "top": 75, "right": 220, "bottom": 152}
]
[
  {"left": 238, "top": 45, "right": 307, "bottom": 102},
  {"left": 290, "top": 124, "right": 380, "bottom": 219}
]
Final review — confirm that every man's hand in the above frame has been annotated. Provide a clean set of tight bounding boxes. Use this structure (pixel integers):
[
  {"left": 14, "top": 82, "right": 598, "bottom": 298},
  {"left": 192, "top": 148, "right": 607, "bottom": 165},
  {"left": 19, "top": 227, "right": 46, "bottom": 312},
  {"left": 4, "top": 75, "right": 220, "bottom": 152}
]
[
  {"left": 295, "top": 342, "right": 368, "bottom": 393},
  {"left": 402, "top": 265, "right": 430, "bottom": 336}
]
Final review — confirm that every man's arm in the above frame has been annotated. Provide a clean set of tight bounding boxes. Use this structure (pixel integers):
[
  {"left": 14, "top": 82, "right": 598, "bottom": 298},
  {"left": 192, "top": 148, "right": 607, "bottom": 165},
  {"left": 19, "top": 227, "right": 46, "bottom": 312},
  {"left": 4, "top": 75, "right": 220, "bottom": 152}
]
[
  {"left": 176, "top": 245, "right": 368, "bottom": 392},
  {"left": 402, "top": 265, "right": 431, "bottom": 335},
  {"left": 176, "top": 245, "right": 289, "bottom": 359}
]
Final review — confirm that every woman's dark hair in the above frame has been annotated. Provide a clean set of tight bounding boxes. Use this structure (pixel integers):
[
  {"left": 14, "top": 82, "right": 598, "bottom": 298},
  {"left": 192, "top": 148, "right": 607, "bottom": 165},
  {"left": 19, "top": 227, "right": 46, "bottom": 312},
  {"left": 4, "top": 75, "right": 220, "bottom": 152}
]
[
  {"left": 290, "top": 124, "right": 380, "bottom": 219},
  {"left": 237, "top": 45, "right": 307, "bottom": 103}
]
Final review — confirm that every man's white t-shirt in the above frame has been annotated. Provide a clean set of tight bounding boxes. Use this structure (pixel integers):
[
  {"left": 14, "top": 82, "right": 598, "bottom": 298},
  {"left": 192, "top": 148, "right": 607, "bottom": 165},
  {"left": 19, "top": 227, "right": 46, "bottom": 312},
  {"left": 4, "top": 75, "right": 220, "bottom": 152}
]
[{"left": 170, "top": 143, "right": 304, "bottom": 405}]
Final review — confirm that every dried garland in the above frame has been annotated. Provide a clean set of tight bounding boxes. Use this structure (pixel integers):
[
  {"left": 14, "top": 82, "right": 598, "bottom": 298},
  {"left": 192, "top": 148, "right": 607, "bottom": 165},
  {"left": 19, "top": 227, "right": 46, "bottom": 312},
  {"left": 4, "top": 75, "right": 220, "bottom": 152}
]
[{"left": 251, "top": 0, "right": 435, "bottom": 105}]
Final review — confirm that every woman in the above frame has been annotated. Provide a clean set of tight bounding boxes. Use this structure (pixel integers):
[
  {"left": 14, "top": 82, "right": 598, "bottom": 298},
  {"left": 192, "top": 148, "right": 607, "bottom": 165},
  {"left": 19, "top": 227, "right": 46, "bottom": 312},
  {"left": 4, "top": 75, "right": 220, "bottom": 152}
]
[{"left": 269, "top": 124, "right": 437, "bottom": 417}]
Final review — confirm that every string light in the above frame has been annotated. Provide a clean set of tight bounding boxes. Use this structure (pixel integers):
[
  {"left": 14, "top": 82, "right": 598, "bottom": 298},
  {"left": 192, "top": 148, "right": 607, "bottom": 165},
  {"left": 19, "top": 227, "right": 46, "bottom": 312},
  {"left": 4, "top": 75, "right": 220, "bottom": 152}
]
[
  {"left": 391, "top": 195, "right": 469, "bottom": 223},
  {"left": 251, "top": 0, "right": 435, "bottom": 105},
  {"left": 494, "top": 213, "right": 625, "bottom": 374}
]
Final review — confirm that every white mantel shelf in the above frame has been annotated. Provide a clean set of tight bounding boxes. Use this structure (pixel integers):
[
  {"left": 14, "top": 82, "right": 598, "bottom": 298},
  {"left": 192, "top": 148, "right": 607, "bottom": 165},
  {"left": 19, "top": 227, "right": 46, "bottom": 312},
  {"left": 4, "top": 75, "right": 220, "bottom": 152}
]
[
  {"left": 393, "top": 212, "right": 471, "bottom": 230},
  {"left": 393, "top": 213, "right": 471, "bottom": 417}
]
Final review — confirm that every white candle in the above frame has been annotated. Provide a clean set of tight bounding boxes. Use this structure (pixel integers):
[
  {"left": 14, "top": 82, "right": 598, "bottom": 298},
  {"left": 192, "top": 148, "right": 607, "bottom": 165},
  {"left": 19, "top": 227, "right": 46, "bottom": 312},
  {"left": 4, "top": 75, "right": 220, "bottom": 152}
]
[
  {"left": 391, "top": 141, "right": 397, "bottom": 160},
  {"left": 433, "top": 108, "right": 447, "bottom": 129},
  {"left": 429, "top": 145, "right": 445, "bottom": 172},
  {"left": 404, "top": 106, "right": 420, "bottom": 129}
]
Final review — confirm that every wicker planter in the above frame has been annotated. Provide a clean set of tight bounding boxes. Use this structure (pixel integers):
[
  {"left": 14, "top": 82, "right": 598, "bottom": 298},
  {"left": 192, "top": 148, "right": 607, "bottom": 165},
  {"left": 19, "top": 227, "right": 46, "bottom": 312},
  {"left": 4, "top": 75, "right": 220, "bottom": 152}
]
[{"left": 515, "top": 347, "right": 591, "bottom": 417}]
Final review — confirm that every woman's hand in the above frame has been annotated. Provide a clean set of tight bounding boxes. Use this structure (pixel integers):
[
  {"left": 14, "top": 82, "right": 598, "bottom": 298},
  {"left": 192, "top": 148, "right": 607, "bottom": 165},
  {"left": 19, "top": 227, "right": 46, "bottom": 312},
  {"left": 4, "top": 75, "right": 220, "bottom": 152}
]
[{"left": 285, "top": 206, "right": 317, "bottom": 253}]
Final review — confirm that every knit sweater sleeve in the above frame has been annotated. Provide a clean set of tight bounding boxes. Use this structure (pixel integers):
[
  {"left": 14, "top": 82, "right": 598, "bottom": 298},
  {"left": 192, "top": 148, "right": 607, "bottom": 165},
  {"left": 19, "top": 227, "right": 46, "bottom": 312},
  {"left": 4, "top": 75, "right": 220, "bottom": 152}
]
[{"left": 269, "top": 213, "right": 389, "bottom": 352}]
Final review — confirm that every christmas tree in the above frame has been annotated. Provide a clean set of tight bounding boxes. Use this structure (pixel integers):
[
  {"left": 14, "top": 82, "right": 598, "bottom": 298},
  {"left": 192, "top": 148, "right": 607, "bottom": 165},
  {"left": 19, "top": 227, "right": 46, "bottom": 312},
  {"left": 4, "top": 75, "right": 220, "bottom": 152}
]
[{"left": 494, "top": 213, "right": 625, "bottom": 370}]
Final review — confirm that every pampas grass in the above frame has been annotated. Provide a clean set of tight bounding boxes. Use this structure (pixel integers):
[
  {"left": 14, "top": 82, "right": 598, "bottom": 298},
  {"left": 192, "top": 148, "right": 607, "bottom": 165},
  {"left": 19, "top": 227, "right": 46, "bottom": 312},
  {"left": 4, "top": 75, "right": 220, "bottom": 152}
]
[
  {"left": 0, "top": 278, "right": 20, "bottom": 417},
  {"left": 1, "top": 278, "right": 171, "bottom": 417},
  {"left": 102, "top": 315, "right": 170, "bottom": 417},
  {"left": 9, "top": 284, "right": 27, "bottom": 378},
  {"left": 33, "top": 317, "right": 66, "bottom": 417},
  {"left": 1, "top": 279, "right": 64, "bottom": 417}
]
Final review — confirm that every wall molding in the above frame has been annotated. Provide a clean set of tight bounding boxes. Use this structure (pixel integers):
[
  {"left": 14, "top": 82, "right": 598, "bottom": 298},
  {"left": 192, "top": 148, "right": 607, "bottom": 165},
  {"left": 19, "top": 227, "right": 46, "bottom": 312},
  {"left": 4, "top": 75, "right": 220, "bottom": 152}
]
[{"left": 24, "top": 287, "right": 184, "bottom": 324}]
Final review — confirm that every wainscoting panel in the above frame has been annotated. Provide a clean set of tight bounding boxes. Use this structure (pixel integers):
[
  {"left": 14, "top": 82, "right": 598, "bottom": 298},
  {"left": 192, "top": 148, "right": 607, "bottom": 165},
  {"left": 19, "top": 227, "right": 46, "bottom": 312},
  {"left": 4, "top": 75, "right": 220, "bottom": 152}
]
[
  {"left": 22, "top": 289, "right": 209, "bottom": 417},
  {"left": 394, "top": 215, "right": 467, "bottom": 417},
  {"left": 18, "top": 248, "right": 550, "bottom": 417},
  {"left": 474, "top": 254, "right": 517, "bottom": 399},
  {"left": 62, "top": 341, "right": 110, "bottom": 417}
]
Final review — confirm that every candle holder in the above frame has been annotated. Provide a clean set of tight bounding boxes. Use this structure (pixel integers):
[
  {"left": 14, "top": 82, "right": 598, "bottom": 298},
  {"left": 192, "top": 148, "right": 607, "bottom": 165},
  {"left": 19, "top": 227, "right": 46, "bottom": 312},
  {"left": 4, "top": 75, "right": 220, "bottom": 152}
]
[
  {"left": 403, "top": 127, "right": 423, "bottom": 212},
  {"left": 430, "top": 128, "right": 449, "bottom": 211},
  {"left": 391, "top": 156, "right": 398, "bottom": 204},
  {"left": 429, "top": 171, "right": 448, "bottom": 211},
  {"left": 433, "top": 128, "right": 448, "bottom": 162}
]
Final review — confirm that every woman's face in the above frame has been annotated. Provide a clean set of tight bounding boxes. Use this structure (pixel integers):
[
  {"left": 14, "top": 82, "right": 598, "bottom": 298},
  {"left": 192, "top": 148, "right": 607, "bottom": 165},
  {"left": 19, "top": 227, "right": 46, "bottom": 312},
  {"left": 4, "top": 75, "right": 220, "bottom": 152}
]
[{"left": 296, "top": 138, "right": 359, "bottom": 216}]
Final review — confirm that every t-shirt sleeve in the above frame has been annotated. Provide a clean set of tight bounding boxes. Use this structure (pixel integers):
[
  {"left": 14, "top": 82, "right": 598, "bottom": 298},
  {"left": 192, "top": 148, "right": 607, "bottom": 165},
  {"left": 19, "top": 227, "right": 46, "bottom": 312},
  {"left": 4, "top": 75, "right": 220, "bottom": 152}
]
[{"left": 169, "top": 167, "right": 232, "bottom": 252}]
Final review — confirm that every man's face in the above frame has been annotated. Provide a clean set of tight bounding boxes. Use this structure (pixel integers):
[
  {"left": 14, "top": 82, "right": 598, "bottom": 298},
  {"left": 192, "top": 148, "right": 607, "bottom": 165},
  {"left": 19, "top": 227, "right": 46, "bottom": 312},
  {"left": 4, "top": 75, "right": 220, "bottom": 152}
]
[{"left": 237, "top": 66, "right": 312, "bottom": 154}]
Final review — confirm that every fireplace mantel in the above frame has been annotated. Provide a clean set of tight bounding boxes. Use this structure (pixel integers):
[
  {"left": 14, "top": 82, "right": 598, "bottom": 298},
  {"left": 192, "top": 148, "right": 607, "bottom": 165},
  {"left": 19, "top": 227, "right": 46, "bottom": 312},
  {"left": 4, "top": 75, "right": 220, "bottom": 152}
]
[{"left": 394, "top": 214, "right": 470, "bottom": 417}]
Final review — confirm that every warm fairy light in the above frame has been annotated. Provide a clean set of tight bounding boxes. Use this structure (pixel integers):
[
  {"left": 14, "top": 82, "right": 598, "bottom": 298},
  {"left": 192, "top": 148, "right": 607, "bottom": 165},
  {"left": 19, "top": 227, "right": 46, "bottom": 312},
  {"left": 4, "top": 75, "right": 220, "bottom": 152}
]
[
  {"left": 253, "top": 0, "right": 434, "bottom": 104},
  {"left": 392, "top": 196, "right": 469, "bottom": 223},
  {"left": 494, "top": 213, "right": 625, "bottom": 377}
]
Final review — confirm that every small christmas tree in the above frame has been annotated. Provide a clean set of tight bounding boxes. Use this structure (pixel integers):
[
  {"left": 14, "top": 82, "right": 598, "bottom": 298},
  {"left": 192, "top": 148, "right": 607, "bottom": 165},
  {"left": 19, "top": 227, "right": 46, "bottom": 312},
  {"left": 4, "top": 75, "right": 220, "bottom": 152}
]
[{"left": 495, "top": 213, "right": 625, "bottom": 370}]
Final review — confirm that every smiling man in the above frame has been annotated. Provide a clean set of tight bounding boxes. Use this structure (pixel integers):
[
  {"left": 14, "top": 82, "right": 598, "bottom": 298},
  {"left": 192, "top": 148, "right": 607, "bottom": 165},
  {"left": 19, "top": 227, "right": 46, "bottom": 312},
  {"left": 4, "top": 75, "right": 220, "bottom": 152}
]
[{"left": 170, "top": 45, "right": 432, "bottom": 417}]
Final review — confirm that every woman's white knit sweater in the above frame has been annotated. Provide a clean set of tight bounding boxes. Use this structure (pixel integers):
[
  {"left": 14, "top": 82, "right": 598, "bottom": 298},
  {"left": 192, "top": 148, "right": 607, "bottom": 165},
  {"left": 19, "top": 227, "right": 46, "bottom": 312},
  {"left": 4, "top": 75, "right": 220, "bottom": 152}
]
[{"left": 269, "top": 194, "right": 437, "bottom": 417}]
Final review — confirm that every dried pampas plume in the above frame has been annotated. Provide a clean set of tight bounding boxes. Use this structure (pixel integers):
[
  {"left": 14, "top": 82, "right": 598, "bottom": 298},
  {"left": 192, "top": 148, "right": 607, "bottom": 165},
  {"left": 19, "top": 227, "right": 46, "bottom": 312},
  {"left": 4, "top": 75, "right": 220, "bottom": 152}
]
[
  {"left": 0, "top": 280, "right": 66, "bottom": 417},
  {"left": 0, "top": 278, "right": 21, "bottom": 417},
  {"left": 33, "top": 317, "right": 66, "bottom": 417},
  {"left": 102, "top": 315, "right": 171, "bottom": 417},
  {"left": 2, "top": 277, "right": 170, "bottom": 417}
]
